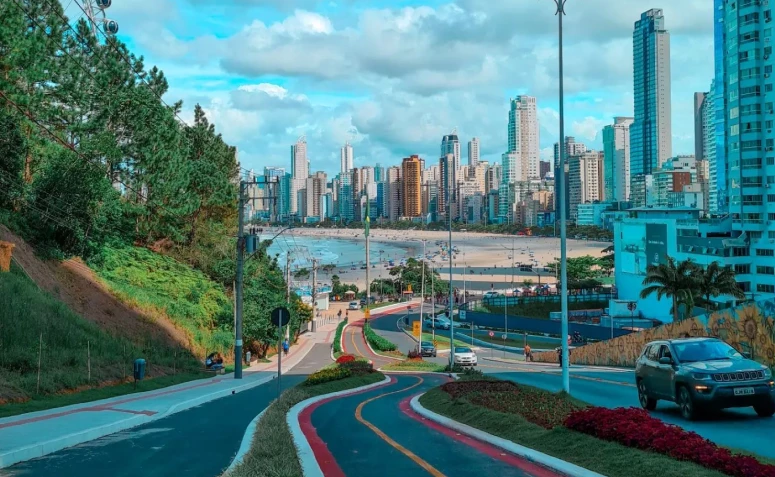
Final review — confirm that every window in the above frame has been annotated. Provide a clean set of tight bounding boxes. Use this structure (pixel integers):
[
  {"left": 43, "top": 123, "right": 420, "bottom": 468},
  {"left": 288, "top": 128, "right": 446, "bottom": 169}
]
[
  {"left": 756, "top": 284, "right": 775, "bottom": 294},
  {"left": 757, "top": 266, "right": 775, "bottom": 275},
  {"left": 756, "top": 249, "right": 775, "bottom": 257},
  {"left": 736, "top": 264, "right": 751, "bottom": 274},
  {"left": 647, "top": 345, "right": 659, "bottom": 361}
]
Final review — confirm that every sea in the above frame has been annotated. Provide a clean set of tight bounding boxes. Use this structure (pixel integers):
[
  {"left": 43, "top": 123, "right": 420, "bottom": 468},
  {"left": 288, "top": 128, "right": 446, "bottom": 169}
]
[{"left": 266, "top": 234, "right": 421, "bottom": 268}]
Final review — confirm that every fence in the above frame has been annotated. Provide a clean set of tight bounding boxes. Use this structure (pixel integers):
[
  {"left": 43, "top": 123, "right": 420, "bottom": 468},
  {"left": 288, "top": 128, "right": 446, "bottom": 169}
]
[
  {"left": 466, "top": 291, "right": 615, "bottom": 309},
  {"left": 461, "top": 311, "right": 632, "bottom": 341}
]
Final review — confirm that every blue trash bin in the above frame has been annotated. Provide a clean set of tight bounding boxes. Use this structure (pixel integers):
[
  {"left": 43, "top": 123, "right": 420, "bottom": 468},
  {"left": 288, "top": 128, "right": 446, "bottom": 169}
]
[{"left": 134, "top": 358, "right": 146, "bottom": 381}]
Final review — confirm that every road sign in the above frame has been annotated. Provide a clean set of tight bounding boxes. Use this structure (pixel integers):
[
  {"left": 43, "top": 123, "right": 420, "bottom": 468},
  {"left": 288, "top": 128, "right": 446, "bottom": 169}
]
[
  {"left": 502, "top": 334, "right": 507, "bottom": 340},
  {"left": 271, "top": 307, "right": 289, "bottom": 327},
  {"left": 459, "top": 310, "right": 467, "bottom": 320},
  {"left": 364, "top": 308, "right": 370, "bottom": 319},
  {"left": 488, "top": 331, "right": 494, "bottom": 337},
  {"left": 412, "top": 320, "right": 421, "bottom": 338}
]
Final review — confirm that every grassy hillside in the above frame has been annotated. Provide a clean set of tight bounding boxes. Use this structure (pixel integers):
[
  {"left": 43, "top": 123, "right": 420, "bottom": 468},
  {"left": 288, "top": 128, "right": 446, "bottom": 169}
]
[
  {"left": 89, "top": 246, "right": 234, "bottom": 356},
  {"left": 483, "top": 300, "right": 608, "bottom": 319},
  {"left": 0, "top": 262, "right": 202, "bottom": 406}
]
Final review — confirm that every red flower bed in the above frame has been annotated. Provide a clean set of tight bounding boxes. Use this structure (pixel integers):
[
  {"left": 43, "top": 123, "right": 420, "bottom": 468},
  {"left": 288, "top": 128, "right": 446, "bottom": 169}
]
[
  {"left": 564, "top": 407, "right": 775, "bottom": 477},
  {"left": 336, "top": 354, "right": 356, "bottom": 364}
]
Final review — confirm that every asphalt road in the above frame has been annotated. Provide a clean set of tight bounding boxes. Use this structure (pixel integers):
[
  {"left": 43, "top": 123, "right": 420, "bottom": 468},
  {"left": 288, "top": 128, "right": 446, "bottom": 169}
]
[
  {"left": 371, "top": 309, "right": 775, "bottom": 459},
  {"left": 3, "top": 344, "right": 333, "bottom": 477},
  {"left": 311, "top": 373, "right": 550, "bottom": 477}
]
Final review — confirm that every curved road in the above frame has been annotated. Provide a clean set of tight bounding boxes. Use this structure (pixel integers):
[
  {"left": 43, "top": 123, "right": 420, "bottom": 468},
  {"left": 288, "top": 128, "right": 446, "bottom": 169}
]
[
  {"left": 368, "top": 309, "right": 775, "bottom": 460},
  {"left": 306, "top": 373, "right": 560, "bottom": 477},
  {"left": 5, "top": 344, "right": 333, "bottom": 477}
]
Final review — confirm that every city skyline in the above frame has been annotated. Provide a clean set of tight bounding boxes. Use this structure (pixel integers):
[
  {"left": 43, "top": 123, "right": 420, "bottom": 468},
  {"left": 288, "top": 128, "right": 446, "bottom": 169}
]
[{"left": 89, "top": 1, "right": 716, "bottom": 177}]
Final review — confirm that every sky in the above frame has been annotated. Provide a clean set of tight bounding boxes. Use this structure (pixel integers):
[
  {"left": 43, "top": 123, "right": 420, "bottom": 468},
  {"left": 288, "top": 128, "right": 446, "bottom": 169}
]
[{"left": 69, "top": 0, "right": 715, "bottom": 177}]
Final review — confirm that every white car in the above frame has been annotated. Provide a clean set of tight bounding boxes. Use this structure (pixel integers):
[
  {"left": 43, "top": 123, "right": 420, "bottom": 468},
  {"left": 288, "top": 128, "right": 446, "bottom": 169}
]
[
  {"left": 348, "top": 301, "right": 360, "bottom": 310},
  {"left": 453, "top": 347, "right": 478, "bottom": 366}
]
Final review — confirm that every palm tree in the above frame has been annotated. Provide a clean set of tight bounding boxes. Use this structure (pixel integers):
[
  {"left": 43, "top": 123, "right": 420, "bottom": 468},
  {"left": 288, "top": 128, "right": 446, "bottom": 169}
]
[
  {"left": 696, "top": 261, "right": 745, "bottom": 310},
  {"left": 640, "top": 257, "right": 700, "bottom": 322}
]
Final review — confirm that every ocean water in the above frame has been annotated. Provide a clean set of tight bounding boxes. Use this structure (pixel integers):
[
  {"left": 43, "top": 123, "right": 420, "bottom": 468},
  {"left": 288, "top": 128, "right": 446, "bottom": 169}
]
[{"left": 267, "top": 235, "right": 421, "bottom": 268}]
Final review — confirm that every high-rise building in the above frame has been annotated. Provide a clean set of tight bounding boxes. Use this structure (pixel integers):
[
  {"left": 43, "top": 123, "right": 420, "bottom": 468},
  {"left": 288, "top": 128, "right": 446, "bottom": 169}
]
[
  {"left": 304, "top": 172, "right": 326, "bottom": 222},
  {"left": 539, "top": 161, "right": 551, "bottom": 180},
  {"left": 712, "top": 0, "right": 727, "bottom": 215},
  {"left": 553, "top": 137, "right": 587, "bottom": 217},
  {"left": 499, "top": 152, "right": 521, "bottom": 223},
  {"left": 374, "top": 163, "right": 384, "bottom": 183},
  {"left": 290, "top": 136, "right": 309, "bottom": 215},
  {"left": 351, "top": 168, "right": 362, "bottom": 221},
  {"left": 485, "top": 163, "right": 501, "bottom": 193},
  {"left": 568, "top": 151, "right": 604, "bottom": 222},
  {"left": 507, "top": 96, "right": 540, "bottom": 181},
  {"left": 602, "top": 117, "right": 634, "bottom": 202},
  {"left": 721, "top": 0, "right": 775, "bottom": 297},
  {"left": 699, "top": 85, "right": 715, "bottom": 215},
  {"left": 631, "top": 9, "right": 672, "bottom": 207},
  {"left": 401, "top": 155, "right": 423, "bottom": 218},
  {"left": 340, "top": 142, "right": 353, "bottom": 174},
  {"left": 441, "top": 132, "right": 461, "bottom": 184},
  {"left": 467, "top": 137, "right": 480, "bottom": 167},
  {"left": 360, "top": 166, "right": 375, "bottom": 187},
  {"left": 385, "top": 166, "right": 401, "bottom": 221},
  {"left": 439, "top": 153, "right": 457, "bottom": 219},
  {"left": 694, "top": 93, "right": 708, "bottom": 161}
]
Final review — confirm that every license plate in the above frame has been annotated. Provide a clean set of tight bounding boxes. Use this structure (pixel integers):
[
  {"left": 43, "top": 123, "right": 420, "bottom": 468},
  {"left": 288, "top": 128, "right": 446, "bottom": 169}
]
[{"left": 734, "top": 387, "right": 755, "bottom": 396}]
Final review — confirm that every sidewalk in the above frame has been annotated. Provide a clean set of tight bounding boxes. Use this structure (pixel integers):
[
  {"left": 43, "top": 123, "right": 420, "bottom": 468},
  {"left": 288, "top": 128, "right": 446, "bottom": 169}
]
[{"left": 0, "top": 328, "right": 330, "bottom": 469}]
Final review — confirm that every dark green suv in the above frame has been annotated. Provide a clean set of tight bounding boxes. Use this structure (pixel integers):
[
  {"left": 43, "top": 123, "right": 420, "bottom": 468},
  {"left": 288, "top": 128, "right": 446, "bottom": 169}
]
[{"left": 635, "top": 337, "right": 775, "bottom": 420}]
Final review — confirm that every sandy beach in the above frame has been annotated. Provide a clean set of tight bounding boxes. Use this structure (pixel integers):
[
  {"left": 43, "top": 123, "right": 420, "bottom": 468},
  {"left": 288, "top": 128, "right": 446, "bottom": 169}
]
[{"left": 272, "top": 227, "right": 610, "bottom": 291}]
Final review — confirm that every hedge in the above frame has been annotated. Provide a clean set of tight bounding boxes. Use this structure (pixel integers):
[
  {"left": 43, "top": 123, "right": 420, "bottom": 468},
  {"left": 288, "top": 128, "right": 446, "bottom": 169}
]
[
  {"left": 363, "top": 322, "right": 397, "bottom": 352},
  {"left": 333, "top": 318, "right": 347, "bottom": 354}
]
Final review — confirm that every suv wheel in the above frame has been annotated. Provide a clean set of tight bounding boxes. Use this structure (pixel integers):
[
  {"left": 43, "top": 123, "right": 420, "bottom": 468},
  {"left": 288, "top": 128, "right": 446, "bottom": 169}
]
[
  {"left": 678, "top": 385, "right": 698, "bottom": 420},
  {"left": 754, "top": 400, "right": 775, "bottom": 418},
  {"left": 637, "top": 380, "right": 657, "bottom": 411}
]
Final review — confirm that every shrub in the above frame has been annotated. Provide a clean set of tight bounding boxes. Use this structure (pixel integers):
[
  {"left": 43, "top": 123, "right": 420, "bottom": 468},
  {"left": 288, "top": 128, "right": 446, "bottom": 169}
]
[
  {"left": 564, "top": 407, "right": 775, "bottom": 477},
  {"left": 363, "top": 322, "right": 397, "bottom": 352},
  {"left": 305, "top": 367, "right": 351, "bottom": 386},
  {"left": 336, "top": 354, "right": 356, "bottom": 364},
  {"left": 332, "top": 319, "right": 347, "bottom": 354},
  {"left": 338, "top": 360, "right": 374, "bottom": 373}
]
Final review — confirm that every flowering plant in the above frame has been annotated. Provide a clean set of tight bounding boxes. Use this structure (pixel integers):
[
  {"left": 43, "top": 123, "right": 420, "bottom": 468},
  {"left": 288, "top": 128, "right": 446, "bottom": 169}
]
[
  {"left": 336, "top": 354, "right": 356, "bottom": 364},
  {"left": 564, "top": 407, "right": 775, "bottom": 477}
]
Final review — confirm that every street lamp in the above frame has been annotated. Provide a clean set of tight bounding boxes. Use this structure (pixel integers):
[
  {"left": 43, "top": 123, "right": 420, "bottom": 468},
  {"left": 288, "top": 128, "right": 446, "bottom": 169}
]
[{"left": 551, "top": 0, "right": 570, "bottom": 394}]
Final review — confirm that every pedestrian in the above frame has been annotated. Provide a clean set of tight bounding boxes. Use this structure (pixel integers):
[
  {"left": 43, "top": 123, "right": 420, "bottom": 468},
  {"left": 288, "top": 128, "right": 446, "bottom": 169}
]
[
  {"left": 524, "top": 344, "right": 532, "bottom": 362},
  {"left": 282, "top": 339, "right": 289, "bottom": 356}
]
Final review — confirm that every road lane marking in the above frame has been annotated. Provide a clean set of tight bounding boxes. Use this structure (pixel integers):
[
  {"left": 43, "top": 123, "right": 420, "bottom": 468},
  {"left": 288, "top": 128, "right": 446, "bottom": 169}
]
[{"left": 355, "top": 377, "right": 446, "bottom": 477}]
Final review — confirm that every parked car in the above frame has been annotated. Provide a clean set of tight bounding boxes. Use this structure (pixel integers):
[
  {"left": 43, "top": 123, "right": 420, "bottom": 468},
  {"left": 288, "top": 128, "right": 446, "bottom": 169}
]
[
  {"left": 423, "top": 317, "right": 451, "bottom": 330},
  {"left": 419, "top": 341, "right": 437, "bottom": 357},
  {"left": 635, "top": 337, "right": 775, "bottom": 420},
  {"left": 483, "top": 291, "right": 500, "bottom": 299},
  {"left": 453, "top": 347, "right": 478, "bottom": 366},
  {"left": 348, "top": 301, "right": 360, "bottom": 310}
]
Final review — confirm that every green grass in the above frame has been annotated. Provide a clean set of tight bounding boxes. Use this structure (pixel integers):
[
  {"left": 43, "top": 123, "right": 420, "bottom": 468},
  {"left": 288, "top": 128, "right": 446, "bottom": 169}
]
[
  {"left": 0, "top": 263, "right": 203, "bottom": 405},
  {"left": 0, "top": 372, "right": 210, "bottom": 418},
  {"left": 363, "top": 322, "right": 398, "bottom": 352},
  {"left": 421, "top": 332, "right": 471, "bottom": 350},
  {"left": 227, "top": 372, "right": 385, "bottom": 477},
  {"left": 381, "top": 360, "right": 445, "bottom": 372},
  {"left": 483, "top": 300, "right": 608, "bottom": 320},
  {"left": 419, "top": 386, "right": 728, "bottom": 477},
  {"left": 89, "top": 245, "right": 233, "bottom": 355},
  {"left": 474, "top": 334, "right": 557, "bottom": 350},
  {"left": 332, "top": 318, "right": 347, "bottom": 354}
]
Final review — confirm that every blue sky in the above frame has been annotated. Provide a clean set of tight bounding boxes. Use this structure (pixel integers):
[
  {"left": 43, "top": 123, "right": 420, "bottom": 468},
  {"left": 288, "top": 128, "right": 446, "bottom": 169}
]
[{"left": 67, "top": 0, "right": 715, "bottom": 176}]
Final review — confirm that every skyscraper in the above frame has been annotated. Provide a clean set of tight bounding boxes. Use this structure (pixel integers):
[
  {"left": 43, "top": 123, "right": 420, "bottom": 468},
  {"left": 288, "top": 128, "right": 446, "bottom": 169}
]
[
  {"left": 401, "top": 155, "right": 423, "bottom": 218},
  {"left": 694, "top": 93, "right": 708, "bottom": 161},
  {"left": 568, "top": 151, "right": 604, "bottom": 222},
  {"left": 721, "top": 0, "right": 775, "bottom": 297},
  {"left": 507, "top": 96, "right": 540, "bottom": 181},
  {"left": 385, "top": 166, "right": 401, "bottom": 221},
  {"left": 712, "top": 0, "right": 727, "bottom": 215},
  {"left": 340, "top": 142, "right": 353, "bottom": 174},
  {"left": 631, "top": 9, "right": 672, "bottom": 207},
  {"left": 602, "top": 117, "right": 634, "bottom": 202},
  {"left": 467, "top": 137, "right": 480, "bottom": 167},
  {"left": 441, "top": 132, "right": 461, "bottom": 181},
  {"left": 290, "top": 136, "right": 308, "bottom": 215},
  {"left": 439, "top": 154, "right": 457, "bottom": 219}
]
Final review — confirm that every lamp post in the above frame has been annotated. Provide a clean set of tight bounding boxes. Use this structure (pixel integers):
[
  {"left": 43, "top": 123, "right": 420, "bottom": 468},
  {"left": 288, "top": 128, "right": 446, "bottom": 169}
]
[{"left": 552, "top": 0, "right": 570, "bottom": 394}]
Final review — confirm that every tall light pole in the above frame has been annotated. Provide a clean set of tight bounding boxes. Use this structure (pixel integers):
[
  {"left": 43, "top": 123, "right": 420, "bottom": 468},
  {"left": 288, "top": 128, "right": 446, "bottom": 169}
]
[
  {"left": 553, "top": 0, "right": 570, "bottom": 394},
  {"left": 447, "top": 170, "right": 456, "bottom": 367},
  {"left": 420, "top": 239, "right": 426, "bottom": 347}
]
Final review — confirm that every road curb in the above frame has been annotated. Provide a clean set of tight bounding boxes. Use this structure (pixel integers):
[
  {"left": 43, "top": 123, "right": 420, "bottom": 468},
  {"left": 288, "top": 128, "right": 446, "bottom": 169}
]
[
  {"left": 222, "top": 407, "right": 270, "bottom": 475},
  {"left": 288, "top": 375, "right": 392, "bottom": 477},
  {"left": 409, "top": 394, "right": 604, "bottom": 477},
  {"left": 0, "top": 342, "right": 315, "bottom": 469}
]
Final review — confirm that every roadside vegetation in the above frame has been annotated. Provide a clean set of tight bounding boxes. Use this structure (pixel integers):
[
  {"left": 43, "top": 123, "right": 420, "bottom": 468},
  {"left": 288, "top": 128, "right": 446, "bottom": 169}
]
[
  {"left": 482, "top": 300, "right": 608, "bottom": 320},
  {"left": 0, "top": 1, "right": 310, "bottom": 406},
  {"left": 363, "top": 322, "right": 403, "bottom": 358},
  {"left": 419, "top": 374, "right": 767, "bottom": 477},
  {"left": 227, "top": 357, "right": 383, "bottom": 477},
  {"left": 332, "top": 319, "right": 348, "bottom": 357},
  {"left": 0, "top": 262, "right": 206, "bottom": 413}
]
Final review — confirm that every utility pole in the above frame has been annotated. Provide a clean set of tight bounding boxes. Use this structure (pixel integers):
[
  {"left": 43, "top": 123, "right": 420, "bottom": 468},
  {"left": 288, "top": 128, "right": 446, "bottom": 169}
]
[
  {"left": 235, "top": 180, "right": 247, "bottom": 379},
  {"left": 553, "top": 0, "right": 571, "bottom": 393},
  {"left": 420, "top": 239, "right": 426, "bottom": 347},
  {"left": 447, "top": 174, "right": 456, "bottom": 367},
  {"left": 365, "top": 196, "right": 371, "bottom": 307},
  {"left": 286, "top": 253, "right": 292, "bottom": 302},
  {"left": 311, "top": 258, "right": 318, "bottom": 322}
]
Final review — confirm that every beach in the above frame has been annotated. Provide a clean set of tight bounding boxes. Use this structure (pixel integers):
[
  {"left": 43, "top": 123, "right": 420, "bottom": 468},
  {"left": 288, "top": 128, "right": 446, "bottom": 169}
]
[{"left": 266, "top": 227, "right": 610, "bottom": 291}]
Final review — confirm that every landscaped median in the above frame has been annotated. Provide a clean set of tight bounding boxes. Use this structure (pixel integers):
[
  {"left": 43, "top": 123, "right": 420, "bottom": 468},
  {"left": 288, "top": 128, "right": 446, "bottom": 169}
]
[
  {"left": 363, "top": 321, "right": 404, "bottom": 358},
  {"left": 223, "top": 356, "right": 384, "bottom": 477},
  {"left": 332, "top": 317, "right": 347, "bottom": 358},
  {"left": 415, "top": 374, "right": 770, "bottom": 477}
]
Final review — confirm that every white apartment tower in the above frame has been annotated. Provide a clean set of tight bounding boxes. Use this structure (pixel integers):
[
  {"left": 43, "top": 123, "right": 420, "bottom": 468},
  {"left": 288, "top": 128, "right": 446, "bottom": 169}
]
[
  {"left": 340, "top": 142, "right": 354, "bottom": 174},
  {"left": 290, "top": 136, "right": 308, "bottom": 215},
  {"left": 467, "top": 137, "right": 480, "bottom": 167},
  {"left": 507, "top": 96, "right": 540, "bottom": 181}
]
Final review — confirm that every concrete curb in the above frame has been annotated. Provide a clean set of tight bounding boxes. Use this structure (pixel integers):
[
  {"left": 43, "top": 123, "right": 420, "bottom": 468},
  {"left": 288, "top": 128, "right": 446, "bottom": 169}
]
[
  {"left": 288, "top": 375, "right": 392, "bottom": 477},
  {"left": 223, "top": 407, "right": 270, "bottom": 475},
  {"left": 409, "top": 394, "right": 604, "bottom": 477},
  {"left": 0, "top": 343, "right": 315, "bottom": 469}
]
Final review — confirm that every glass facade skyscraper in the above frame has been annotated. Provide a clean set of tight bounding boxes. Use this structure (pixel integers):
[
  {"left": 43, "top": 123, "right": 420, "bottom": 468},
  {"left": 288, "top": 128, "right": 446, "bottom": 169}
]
[{"left": 631, "top": 9, "right": 672, "bottom": 206}]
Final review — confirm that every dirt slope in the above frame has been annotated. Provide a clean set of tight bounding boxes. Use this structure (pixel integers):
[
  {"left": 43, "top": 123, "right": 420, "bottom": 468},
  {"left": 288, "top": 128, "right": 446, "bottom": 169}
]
[{"left": 0, "top": 225, "right": 189, "bottom": 349}]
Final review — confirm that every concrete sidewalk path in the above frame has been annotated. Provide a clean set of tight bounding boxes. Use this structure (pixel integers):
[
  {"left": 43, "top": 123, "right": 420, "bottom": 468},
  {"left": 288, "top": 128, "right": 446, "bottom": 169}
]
[{"left": 0, "top": 328, "right": 330, "bottom": 469}]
